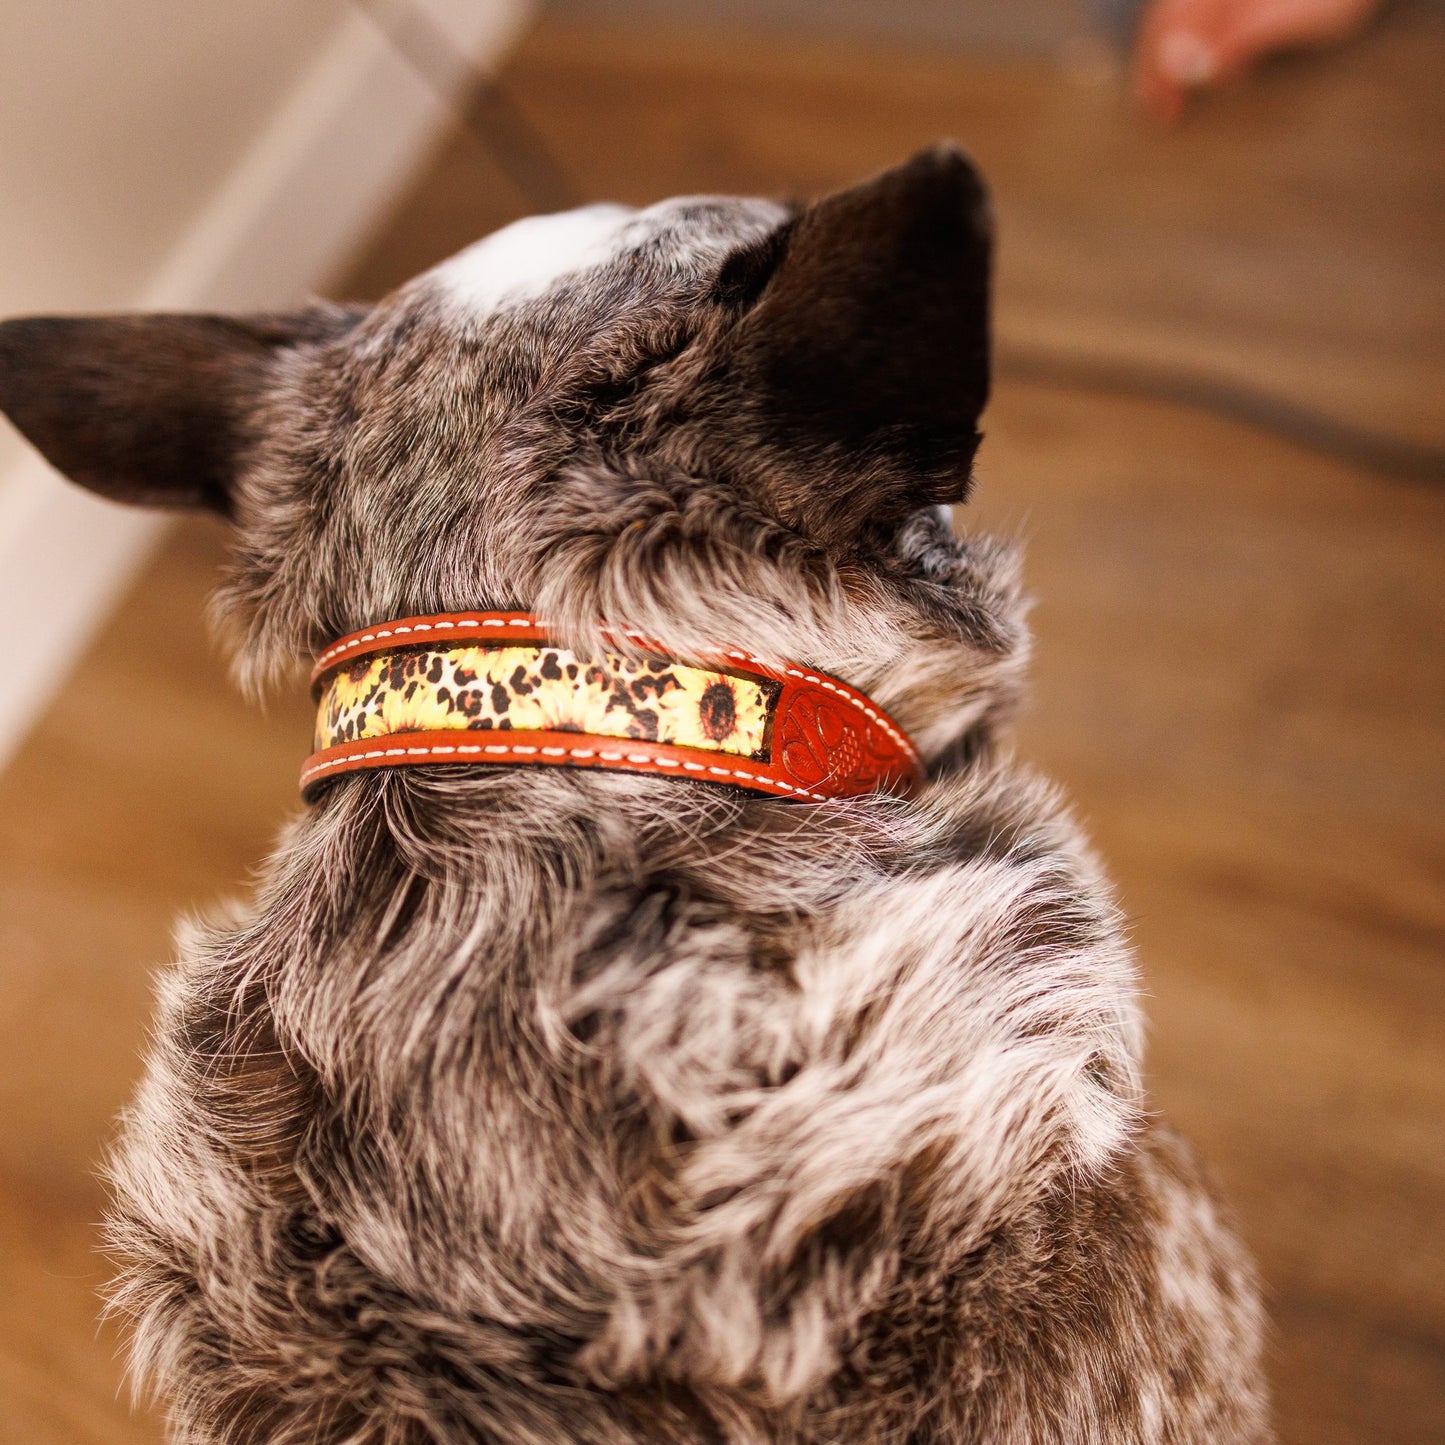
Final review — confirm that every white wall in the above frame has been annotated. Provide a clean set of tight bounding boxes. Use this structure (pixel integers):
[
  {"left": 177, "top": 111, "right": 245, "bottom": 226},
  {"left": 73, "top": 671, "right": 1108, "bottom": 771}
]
[
  {"left": 0, "top": 1, "right": 347, "bottom": 316},
  {"left": 0, "top": 0, "right": 533, "bottom": 768}
]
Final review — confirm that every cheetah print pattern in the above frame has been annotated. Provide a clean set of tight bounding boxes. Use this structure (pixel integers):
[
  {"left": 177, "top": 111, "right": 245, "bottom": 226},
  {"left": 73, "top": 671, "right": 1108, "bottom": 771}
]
[{"left": 316, "top": 644, "right": 781, "bottom": 759}]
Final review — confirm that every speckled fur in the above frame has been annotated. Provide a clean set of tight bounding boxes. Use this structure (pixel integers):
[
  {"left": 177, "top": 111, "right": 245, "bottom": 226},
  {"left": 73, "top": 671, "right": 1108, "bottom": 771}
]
[{"left": 0, "top": 147, "right": 1270, "bottom": 1442}]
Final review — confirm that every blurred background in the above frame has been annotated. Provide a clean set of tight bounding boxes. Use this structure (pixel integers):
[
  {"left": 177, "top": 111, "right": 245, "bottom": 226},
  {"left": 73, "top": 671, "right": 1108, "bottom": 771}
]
[{"left": 0, "top": 1, "right": 1441, "bottom": 1441}]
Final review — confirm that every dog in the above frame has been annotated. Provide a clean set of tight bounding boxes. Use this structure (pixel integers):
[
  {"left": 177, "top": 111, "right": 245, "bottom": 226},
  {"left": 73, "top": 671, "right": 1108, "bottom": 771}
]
[{"left": 0, "top": 146, "right": 1270, "bottom": 1443}]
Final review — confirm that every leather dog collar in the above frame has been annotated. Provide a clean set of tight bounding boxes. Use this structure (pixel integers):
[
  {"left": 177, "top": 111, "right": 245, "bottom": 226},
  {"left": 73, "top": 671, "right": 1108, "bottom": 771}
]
[{"left": 301, "top": 611, "right": 923, "bottom": 804}]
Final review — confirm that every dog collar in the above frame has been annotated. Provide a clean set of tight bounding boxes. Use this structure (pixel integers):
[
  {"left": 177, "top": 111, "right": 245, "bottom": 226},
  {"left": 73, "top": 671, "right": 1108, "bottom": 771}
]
[{"left": 301, "top": 611, "right": 923, "bottom": 804}]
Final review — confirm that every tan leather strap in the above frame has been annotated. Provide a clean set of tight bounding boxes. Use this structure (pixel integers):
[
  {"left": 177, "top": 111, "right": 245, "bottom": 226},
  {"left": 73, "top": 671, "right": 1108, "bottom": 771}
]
[{"left": 302, "top": 611, "right": 923, "bottom": 804}]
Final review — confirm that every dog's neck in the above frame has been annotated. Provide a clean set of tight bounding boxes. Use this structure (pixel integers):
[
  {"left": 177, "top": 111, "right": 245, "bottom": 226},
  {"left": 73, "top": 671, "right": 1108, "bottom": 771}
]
[{"left": 301, "top": 611, "right": 923, "bottom": 806}]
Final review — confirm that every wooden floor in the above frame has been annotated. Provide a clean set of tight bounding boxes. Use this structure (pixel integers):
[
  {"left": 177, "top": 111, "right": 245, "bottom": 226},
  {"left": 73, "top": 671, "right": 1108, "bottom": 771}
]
[{"left": 1, "top": 9, "right": 1441, "bottom": 1443}]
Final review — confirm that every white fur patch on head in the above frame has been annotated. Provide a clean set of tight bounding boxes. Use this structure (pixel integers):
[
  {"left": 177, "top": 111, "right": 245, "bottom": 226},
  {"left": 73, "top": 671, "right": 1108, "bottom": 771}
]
[{"left": 429, "top": 204, "right": 635, "bottom": 313}]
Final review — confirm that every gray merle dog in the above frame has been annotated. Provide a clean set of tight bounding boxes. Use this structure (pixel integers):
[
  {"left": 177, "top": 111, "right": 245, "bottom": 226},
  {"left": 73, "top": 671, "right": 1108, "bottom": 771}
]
[{"left": 0, "top": 146, "right": 1270, "bottom": 1442}]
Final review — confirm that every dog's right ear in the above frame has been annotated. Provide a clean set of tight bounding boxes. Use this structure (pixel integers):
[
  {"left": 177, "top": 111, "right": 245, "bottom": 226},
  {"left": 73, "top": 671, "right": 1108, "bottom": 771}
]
[
  {"left": 0, "top": 306, "right": 365, "bottom": 515},
  {"left": 701, "top": 145, "right": 992, "bottom": 547}
]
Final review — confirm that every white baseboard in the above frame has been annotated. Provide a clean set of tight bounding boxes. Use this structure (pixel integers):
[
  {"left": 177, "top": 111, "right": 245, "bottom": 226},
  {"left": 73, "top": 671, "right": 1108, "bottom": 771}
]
[{"left": 0, "top": 0, "right": 533, "bottom": 771}]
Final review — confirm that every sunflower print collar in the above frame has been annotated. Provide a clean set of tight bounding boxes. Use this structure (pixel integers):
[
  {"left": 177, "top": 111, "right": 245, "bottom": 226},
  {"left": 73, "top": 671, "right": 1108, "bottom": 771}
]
[{"left": 302, "top": 612, "right": 923, "bottom": 804}]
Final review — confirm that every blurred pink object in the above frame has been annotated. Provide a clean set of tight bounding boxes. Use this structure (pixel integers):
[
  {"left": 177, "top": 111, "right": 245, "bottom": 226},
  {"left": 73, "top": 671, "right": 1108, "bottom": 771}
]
[{"left": 1130, "top": 0, "right": 1386, "bottom": 120}]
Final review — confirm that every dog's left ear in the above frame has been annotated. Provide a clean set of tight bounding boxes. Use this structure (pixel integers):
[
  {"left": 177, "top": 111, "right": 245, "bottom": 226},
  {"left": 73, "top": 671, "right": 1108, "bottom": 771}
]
[
  {"left": 708, "top": 144, "right": 992, "bottom": 545},
  {"left": 0, "top": 306, "right": 365, "bottom": 515}
]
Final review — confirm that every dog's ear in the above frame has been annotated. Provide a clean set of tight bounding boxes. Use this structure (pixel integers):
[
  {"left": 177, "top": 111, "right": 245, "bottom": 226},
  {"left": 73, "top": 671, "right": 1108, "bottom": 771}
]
[
  {"left": 709, "top": 144, "right": 992, "bottom": 545},
  {"left": 0, "top": 306, "right": 365, "bottom": 515}
]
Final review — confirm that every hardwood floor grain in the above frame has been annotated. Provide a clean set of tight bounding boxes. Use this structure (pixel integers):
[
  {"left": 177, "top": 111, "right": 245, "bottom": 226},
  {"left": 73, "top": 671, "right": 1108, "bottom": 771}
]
[{"left": 1, "top": 7, "right": 1439, "bottom": 1441}]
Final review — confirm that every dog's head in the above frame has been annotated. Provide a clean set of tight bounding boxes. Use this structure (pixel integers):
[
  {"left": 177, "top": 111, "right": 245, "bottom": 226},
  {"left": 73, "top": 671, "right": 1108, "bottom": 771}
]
[{"left": 0, "top": 145, "right": 1024, "bottom": 762}]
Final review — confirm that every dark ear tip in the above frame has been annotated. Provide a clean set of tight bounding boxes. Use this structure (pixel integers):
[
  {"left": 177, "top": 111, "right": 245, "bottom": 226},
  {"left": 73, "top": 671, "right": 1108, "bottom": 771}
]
[
  {"left": 0, "top": 316, "right": 63, "bottom": 388},
  {"left": 907, "top": 140, "right": 984, "bottom": 183},
  {"left": 900, "top": 142, "right": 993, "bottom": 238},
  {"left": 0, "top": 317, "right": 82, "bottom": 433},
  {"left": 0, "top": 321, "right": 21, "bottom": 395}
]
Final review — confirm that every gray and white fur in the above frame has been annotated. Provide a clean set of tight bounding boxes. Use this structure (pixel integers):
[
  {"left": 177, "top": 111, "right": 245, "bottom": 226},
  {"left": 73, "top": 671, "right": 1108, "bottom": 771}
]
[{"left": 0, "top": 146, "right": 1270, "bottom": 1443}]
